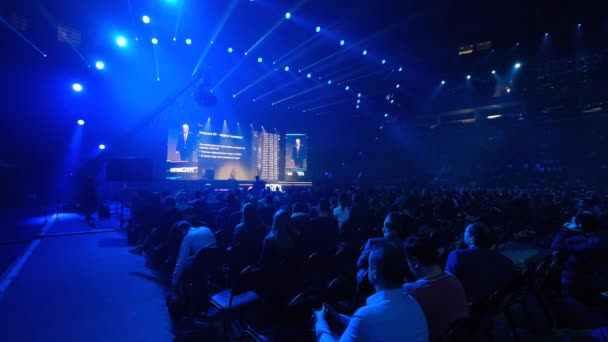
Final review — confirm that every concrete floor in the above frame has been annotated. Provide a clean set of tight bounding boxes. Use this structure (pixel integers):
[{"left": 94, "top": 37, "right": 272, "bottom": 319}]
[{"left": 0, "top": 214, "right": 174, "bottom": 342}]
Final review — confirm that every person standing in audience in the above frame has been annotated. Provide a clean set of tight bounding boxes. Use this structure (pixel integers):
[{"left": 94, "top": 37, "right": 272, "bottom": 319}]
[
  {"left": 445, "top": 223, "right": 517, "bottom": 303},
  {"left": 314, "top": 240, "right": 428, "bottom": 342},
  {"left": 172, "top": 221, "right": 216, "bottom": 289},
  {"left": 403, "top": 235, "right": 468, "bottom": 342}
]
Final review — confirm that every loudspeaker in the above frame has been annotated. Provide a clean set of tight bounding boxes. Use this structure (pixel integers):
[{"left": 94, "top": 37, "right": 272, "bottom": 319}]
[{"left": 106, "top": 158, "right": 153, "bottom": 182}]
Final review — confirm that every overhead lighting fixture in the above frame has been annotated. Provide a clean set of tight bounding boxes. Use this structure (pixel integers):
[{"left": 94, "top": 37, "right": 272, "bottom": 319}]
[
  {"left": 95, "top": 61, "right": 105, "bottom": 70},
  {"left": 284, "top": 66, "right": 290, "bottom": 71},
  {"left": 362, "top": 50, "right": 367, "bottom": 56},
  {"left": 514, "top": 62, "right": 522, "bottom": 69},
  {"left": 151, "top": 38, "right": 158, "bottom": 44},
  {"left": 77, "top": 119, "right": 85, "bottom": 125},
  {"left": 487, "top": 114, "right": 502, "bottom": 119},
  {"left": 185, "top": 38, "right": 192, "bottom": 45},
  {"left": 316, "top": 26, "right": 321, "bottom": 33},
  {"left": 72, "top": 83, "right": 83, "bottom": 92},
  {"left": 441, "top": 80, "right": 446, "bottom": 85},
  {"left": 285, "top": 12, "right": 291, "bottom": 19},
  {"left": 142, "top": 15, "right": 150, "bottom": 24},
  {"left": 227, "top": 47, "right": 233, "bottom": 53},
  {"left": 491, "top": 70, "right": 496, "bottom": 74},
  {"left": 466, "top": 75, "right": 471, "bottom": 80},
  {"left": 340, "top": 40, "right": 345, "bottom": 46}
]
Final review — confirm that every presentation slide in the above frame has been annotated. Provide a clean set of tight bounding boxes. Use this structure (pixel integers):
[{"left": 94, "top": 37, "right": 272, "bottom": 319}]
[
  {"left": 285, "top": 133, "right": 308, "bottom": 177},
  {"left": 165, "top": 123, "right": 280, "bottom": 181}
]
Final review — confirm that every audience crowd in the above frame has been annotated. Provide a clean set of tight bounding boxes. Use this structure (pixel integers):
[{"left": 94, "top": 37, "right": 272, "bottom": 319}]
[{"left": 126, "top": 184, "right": 608, "bottom": 341}]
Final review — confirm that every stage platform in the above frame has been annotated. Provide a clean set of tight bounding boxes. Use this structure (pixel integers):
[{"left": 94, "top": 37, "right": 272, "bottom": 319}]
[{"left": 0, "top": 213, "right": 173, "bottom": 341}]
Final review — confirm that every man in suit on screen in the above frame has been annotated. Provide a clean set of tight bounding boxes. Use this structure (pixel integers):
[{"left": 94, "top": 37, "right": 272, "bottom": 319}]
[
  {"left": 176, "top": 124, "right": 197, "bottom": 161},
  {"left": 291, "top": 138, "right": 306, "bottom": 168}
]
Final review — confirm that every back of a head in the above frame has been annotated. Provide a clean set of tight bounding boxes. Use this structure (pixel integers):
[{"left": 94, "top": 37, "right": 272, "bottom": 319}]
[
  {"left": 194, "top": 190, "right": 203, "bottom": 199},
  {"left": 226, "top": 192, "right": 237, "bottom": 206},
  {"left": 292, "top": 201, "right": 307, "bottom": 214},
  {"left": 265, "top": 195, "right": 273, "bottom": 206},
  {"left": 175, "top": 220, "right": 192, "bottom": 234},
  {"left": 270, "top": 210, "right": 290, "bottom": 236},
  {"left": 402, "top": 235, "right": 439, "bottom": 266},
  {"left": 339, "top": 193, "right": 349, "bottom": 207},
  {"left": 369, "top": 240, "right": 407, "bottom": 287},
  {"left": 242, "top": 203, "right": 256, "bottom": 224},
  {"left": 164, "top": 196, "right": 176, "bottom": 208},
  {"left": 318, "top": 199, "right": 330, "bottom": 213},
  {"left": 385, "top": 212, "right": 409, "bottom": 239},
  {"left": 467, "top": 223, "right": 493, "bottom": 248},
  {"left": 576, "top": 211, "right": 597, "bottom": 232}
]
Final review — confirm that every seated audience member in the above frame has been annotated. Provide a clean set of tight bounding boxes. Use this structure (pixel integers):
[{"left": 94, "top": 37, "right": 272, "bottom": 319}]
[
  {"left": 445, "top": 223, "right": 517, "bottom": 303},
  {"left": 305, "top": 199, "right": 339, "bottom": 254},
  {"left": 172, "top": 221, "right": 216, "bottom": 289},
  {"left": 231, "top": 203, "right": 267, "bottom": 271},
  {"left": 552, "top": 212, "right": 608, "bottom": 307},
  {"left": 357, "top": 212, "right": 409, "bottom": 284},
  {"left": 258, "top": 194, "right": 276, "bottom": 227},
  {"left": 403, "top": 235, "right": 468, "bottom": 342},
  {"left": 290, "top": 201, "right": 311, "bottom": 240},
  {"left": 129, "top": 196, "right": 182, "bottom": 256},
  {"left": 333, "top": 193, "right": 351, "bottom": 230},
  {"left": 314, "top": 240, "right": 428, "bottom": 342}
]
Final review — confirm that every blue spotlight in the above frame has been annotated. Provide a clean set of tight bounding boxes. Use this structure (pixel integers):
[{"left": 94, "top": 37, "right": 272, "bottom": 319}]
[
  {"left": 395, "top": 84, "right": 400, "bottom": 88},
  {"left": 491, "top": 70, "right": 496, "bottom": 74},
  {"left": 514, "top": 62, "right": 522, "bottom": 69},
  {"left": 381, "top": 59, "right": 386, "bottom": 64},
  {"left": 384, "top": 113, "right": 388, "bottom": 118},
  {"left": 441, "top": 80, "right": 446, "bottom": 85},
  {"left": 77, "top": 119, "right": 85, "bottom": 126},
  {"left": 545, "top": 32, "right": 549, "bottom": 37},
  {"left": 72, "top": 83, "right": 83, "bottom": 92},
  {"left": 363, "top": 50, "right": 367, "bottom": 56},
  {"left": 258, "top": 57, "right": 263, "bottom": 63},
  {"left": 142, "top": 15, "right": 150, "bottom": 24},
  {"left": 228, "top": 47, "right": 233, "bottom": 53},
  {"left": 185, "top": 38, "right": 192, "bottom": 45},
  {"left": 327, "top": 80, "right": 332, "bottom": 85},
  {"left": 95, "top": 61, "right": 105, "bottom": 70},
  {"left": 357, "top": 99, "right": 361, "bottom": 104},
  {"left": 284, "top": 66, "right": 290, "bottom": 71},
  {"left": 115, "top": 36, "right": 127, "bottom": 47},
  {"left": 345, "top": 86, "right": 349, "bottom": 91},
  {"left": 466, "top": 75, "right": 471, "bottom": 80},
  {"left": 578, "top": 23, "right": 582, "bottom": 28},
  {"left": 316, "top": 26, "right": 321, "bottom": 33},
  {"left": 98, "top": 144, "right": 106, "bottom": 150},
  {"left": 151, "top": 38, "right": 158, "bottom": 44},
  {"left": 356, "top": 105, "right": 359, "bottom": 109},
  {"left": 390, "top": 99, "right": 394, "bottom": 104},
  {"left": 398, "top": 67, "right": 403, "bottom": 72},
  {"left": 285, "top": 12, "right": 291, "bottom": 19},
  {"left": 306, "top": 73, "right": 311, "bottom": 78},
  {"left": 357, "top": 93, "right": 361, "bottom": 98},
  {"left": 340, "top": 40, "right": 345, "bottom": 46}
]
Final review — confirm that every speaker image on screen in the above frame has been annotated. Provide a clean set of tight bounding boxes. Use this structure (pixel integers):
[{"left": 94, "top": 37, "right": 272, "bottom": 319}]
[{"left": 106, "top": 158, "right": 153, "bottom": 182}]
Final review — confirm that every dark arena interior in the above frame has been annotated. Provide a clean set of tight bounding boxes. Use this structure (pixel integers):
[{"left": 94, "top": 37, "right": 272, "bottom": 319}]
[{"left": 1, "top": 0, "right": 608, "bottom": 341}]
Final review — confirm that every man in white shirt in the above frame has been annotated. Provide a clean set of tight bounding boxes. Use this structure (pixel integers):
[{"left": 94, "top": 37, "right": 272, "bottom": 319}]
[
  {"left": 314, "top": 241, "right": 428, "bottom": 342},
  {"left": 172, "top": 221, "right": 216, "bottom": 289}
]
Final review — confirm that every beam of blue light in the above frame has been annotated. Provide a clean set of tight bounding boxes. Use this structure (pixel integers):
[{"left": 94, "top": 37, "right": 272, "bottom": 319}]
[
  {"left": 441, "top": 80, "right": 446, "bottom": 85},
  {"left": 0, "top": 15, "right": 47, "bottom": 57},
  {"left": 95, "top": 61, "right": 105, "bottom": 70},
  {"left": 142, "top": 15, "right": 150, "bottom": 24},
  {"left": 363, "top": 50, "right": 367, "bottom": 55},
  {"left": 185, "top": 38, "right": 192, "bottom": 45},
  {"left": 258, "top": 57, "right": 263, "bottom": 63},
  {"left": 284, "top": 66, "right": 290, "bottom": 71},
  {"left": 514, "top": 62, "right": 521, "bottom": 69},
  {"left": 77, "top": 119, "right": 85, "bottom": 125},
  {"left": 316, "top": 26, "right": 321, "bottom": 33},
  {"left": 98, "top": 144, "right": 106, "bottom": 150},
  {"left": 151, "top": 37, "right": 158, "bottom": 44},
  {"left": 285, "top": 12, "right": 291, "bottom": 19},
  {"left": 228, "top": 47, "right": 233, "bottom": 53},
  {"left": 466, "top": 75, "right": 471, "bottom": 80},
  {"left": 72, "top": 83, "right": 83, "bottom": 92},
  {"left": 340, "top": 40, "right": 345, "bottom": 46}
]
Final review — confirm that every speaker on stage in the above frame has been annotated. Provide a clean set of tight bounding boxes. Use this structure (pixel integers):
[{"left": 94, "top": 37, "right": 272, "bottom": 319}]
[
  {"left": 106, "top": 158, "right": 154, "bottom": 182},
  {"left": 204, "top": 168, "right": 215, "bottom": 180}
]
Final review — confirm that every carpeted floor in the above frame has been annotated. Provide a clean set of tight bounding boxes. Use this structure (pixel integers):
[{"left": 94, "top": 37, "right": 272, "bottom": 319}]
[{"left": 0, "top": 214, "right": 174, "bottom": 342}]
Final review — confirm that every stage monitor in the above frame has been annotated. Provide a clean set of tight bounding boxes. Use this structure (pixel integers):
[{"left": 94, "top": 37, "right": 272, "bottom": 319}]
[{"left": 285, "top": 133, "right": 308, "bottom": 178}]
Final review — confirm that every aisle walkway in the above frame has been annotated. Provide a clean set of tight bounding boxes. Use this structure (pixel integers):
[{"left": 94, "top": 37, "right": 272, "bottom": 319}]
[{"left": 0, "top": 214, "right": 173, "bottom": 342}]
